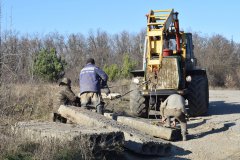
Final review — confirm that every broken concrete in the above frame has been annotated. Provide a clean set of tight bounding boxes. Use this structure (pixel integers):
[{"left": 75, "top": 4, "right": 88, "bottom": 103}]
[
  {"left": 104, "top": 113, "right": 181, "bottom": 141},
  {"left": 58, "top": 105, "right": 171, "bottom": 156},
  {"left": 13, "top": 121, "right": 124, "bottom": 155}
]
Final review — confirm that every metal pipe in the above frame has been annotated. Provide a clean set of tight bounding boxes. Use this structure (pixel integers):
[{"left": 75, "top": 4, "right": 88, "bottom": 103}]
[{"left": 174, "top": 12, "right": 181, "bottom": 54}]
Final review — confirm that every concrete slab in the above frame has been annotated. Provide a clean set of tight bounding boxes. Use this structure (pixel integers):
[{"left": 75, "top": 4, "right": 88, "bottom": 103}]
[
  {"left": 13, "top": 121, "right": 124, "bottom": 155},
  {"left": 58, "top": 105, "right": 171, "bottom": 156},
  {"left": 104, "top": 113, "right": 181, "bottom": 141}
]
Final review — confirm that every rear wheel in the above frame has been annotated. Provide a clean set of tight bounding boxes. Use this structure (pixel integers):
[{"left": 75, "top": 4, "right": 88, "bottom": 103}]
[
  {"left": 129, "top": 80, "right": 149, "bottom": 118},
  {"left": 187, "top": 75, "right": 209, "bottom": 117}
]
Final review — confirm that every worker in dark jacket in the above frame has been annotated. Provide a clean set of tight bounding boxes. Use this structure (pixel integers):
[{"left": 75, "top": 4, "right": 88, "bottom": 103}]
[
  {"left": 53, "top": 77, "right": 80, "bottom": 122},
  {"left": 79, "top": 58, "right": 110, "bottom": 114}
]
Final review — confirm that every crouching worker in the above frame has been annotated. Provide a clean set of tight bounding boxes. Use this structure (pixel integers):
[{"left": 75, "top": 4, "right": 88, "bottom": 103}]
[
  {"left": 160, "top": 94, "right": 188, "bottom": 141},
  {"left": 52, "top": 77, "right": 80, "bottom": 123},
  {"left": 79, "top": 58, "right": 110, "bottom": 115}
]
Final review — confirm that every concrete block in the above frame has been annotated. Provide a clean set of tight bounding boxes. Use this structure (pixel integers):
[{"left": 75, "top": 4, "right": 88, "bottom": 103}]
[
  {"left": 104, "top": 113, "right": 181, "bottom": 141},
  {"left": 13, "top": 121, "right": 124, "bottom": 155},
  {"left": 58, "top": 105, "right": 171, "bottom": 156}
]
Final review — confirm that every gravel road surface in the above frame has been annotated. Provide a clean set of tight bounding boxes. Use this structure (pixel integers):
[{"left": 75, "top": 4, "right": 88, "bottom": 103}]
[{"left": 124, "top": 90, "right": 240, "bottom": 160}]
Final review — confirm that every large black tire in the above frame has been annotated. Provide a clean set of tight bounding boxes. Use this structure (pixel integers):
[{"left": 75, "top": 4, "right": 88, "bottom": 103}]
[
  {"left": 129, "top": 81, "right": 149, "bottom": 118},
  {"left": 187, "top": 75, "right": 209, "bottom": 117}
]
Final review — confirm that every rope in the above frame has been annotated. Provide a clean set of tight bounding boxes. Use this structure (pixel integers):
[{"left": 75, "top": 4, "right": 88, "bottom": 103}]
[
  {"left": 109, "top": 80, "right": 150, "bottom": 100},
  {"left": 149, "top": 84, "right": 158, "bottom": 120},
  {"left": 107, "top": 84, "right": 129, "bottom": 89}
]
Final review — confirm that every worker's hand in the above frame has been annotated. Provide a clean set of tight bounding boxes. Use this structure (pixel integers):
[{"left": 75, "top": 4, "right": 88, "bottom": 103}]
[
  {"left": 161, "top": 116, "right": 167, "bottom": 123},
  {"left": 101, "top": 85, "right": 111, "bottom": 96},
  {"left": 105, "top": 87, "right": 111, "bottom": 96}
]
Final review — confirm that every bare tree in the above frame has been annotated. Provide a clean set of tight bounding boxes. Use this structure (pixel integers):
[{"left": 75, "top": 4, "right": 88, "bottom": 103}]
[
  {"left": 64, "top": 33, "right": 87, "bottom": 84},
  {"left": 194, "top": 33, "right": 240, "bottom": 88},
  {"left": 0, "top": 28, "right": 239, "bottom": 88},
  {"left": 87, "top": 29, "right": 111, "bottom": 67}
]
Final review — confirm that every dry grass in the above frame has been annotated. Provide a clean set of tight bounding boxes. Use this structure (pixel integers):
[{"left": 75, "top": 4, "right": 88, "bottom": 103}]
[
  {"left": 1, "top": 83, "right": 54, "bottom": 124},
  {"left": 0, "top": 80, "right": 130, "bottom": 124},
  {"left": 0, "top": 128, "right": 85, "bottom": 160},
  {"left": 0, "top": 125, "right": 124, "bottom": 160},
  {"left": 0, "top": 83, "right": 125, "bottom": 159}
]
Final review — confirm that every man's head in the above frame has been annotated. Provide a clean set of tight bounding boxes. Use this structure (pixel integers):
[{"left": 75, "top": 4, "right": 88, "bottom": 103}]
[
  {"left": 86, "top": 58, "right": 95, "bottom": 65},
  {"left": 59, "top": 77, "right": 71, "bottom": 86}
]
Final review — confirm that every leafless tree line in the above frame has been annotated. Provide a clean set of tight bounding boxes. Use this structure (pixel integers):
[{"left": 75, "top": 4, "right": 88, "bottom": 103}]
[
  {"left": 0, "top": 29, "right": 145, "bottom": 84},
  {"left": 193, "top": 33, "right": 240, "bottom": 88},
  {"left": 0, "top": 29, "right": 239, "bottom": 88}
]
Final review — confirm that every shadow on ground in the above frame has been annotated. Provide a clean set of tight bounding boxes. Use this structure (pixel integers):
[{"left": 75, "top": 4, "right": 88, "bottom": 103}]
[
  {"left": 189, "top": 122, "right": 235, "bottom": 139},
  {"left": 121, "top": 146, "right": 191, "bottom": 160},
  {"left": 208, "top": 101, "right": 240, "bottom": 115},
  {"left": 187, "top": 119, "right": 207, "bottom": 129}
]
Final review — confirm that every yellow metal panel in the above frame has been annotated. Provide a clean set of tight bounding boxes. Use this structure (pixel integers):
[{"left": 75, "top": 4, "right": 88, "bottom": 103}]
[
  {"left": 153, "top": 9, "right": 173, "bottom": 12},
  {"left": 147, "top": 22, "right": 164, "bottom": 26},
  {"left": 181, "top": 33, "right": 187, "bottom": 59},
  {"left": 148, "top": 60, "right": 161, "bottom": 65},
  {"left": 150, "top": 40, "right": 161, "bottom": 54},
  {"left": 147, "top": 31, "right": 161, "bottom": 36},
  {"left": 149, "top": 15, "right": 167, "bottom": 19},
  {"left": 146, "top": 9, "right": 175, "bottom": 72}
]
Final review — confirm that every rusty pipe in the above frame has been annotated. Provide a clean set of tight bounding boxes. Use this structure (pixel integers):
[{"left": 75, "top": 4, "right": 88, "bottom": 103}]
[{"left": 174, "top": 12, "right": 181, "bottom": 54}]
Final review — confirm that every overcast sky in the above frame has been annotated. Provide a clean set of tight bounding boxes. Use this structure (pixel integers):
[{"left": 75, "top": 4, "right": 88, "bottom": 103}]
[{"left": 2, "top": 0, "right": 240, "bottom": 42}]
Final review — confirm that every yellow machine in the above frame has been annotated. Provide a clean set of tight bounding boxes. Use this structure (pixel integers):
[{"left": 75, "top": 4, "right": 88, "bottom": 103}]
[{"left": 130, "top": 9, "right": 209, "bottom": 117}]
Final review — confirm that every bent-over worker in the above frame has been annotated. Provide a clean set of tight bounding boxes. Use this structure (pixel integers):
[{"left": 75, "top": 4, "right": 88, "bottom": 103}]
[
  {"left": 53, "top": 77, "right": 80, "bottom": 122},
  {"left": 160, "top": 94, "right": 188, "bottom": 141}
]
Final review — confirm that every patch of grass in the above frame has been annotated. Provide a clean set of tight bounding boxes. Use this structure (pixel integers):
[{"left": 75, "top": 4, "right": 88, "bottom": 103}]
[
  {"left": 4, "top": 153, "right": 33, "bottom": 160},
  {"left": 53, "top": 148, "right": 83, "bottom": 160},
  {"left": 2, "top": 141, "right": 37, "bottom": 160}
]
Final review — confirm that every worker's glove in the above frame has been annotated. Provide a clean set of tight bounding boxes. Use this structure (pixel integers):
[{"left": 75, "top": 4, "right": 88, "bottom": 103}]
[
  {"left": 74, "top": 97, "right": 81, "bottom": 107},
  {"left": 106, "top": 87, "right": 111, "bottom": 96},
  {"left": 101, "top": 85, "right": 111, "bottom": 96}
]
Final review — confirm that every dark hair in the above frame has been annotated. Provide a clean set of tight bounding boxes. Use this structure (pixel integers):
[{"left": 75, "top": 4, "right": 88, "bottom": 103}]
[{"left": 86, "top": 58, "right": 95, "bottom": 64}]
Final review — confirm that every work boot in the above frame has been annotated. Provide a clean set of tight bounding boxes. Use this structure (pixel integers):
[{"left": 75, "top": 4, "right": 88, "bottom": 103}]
[{"left": 96, "top": 105, "right": 104, "bottom": 115}]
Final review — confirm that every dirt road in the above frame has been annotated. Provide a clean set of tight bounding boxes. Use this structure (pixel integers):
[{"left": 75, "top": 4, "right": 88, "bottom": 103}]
[
  {"left": 165, "top": 90, "right": 240, "bottom": 160},
  {"left": 122, "top": 90, "right": 240, "bottom": 160}
]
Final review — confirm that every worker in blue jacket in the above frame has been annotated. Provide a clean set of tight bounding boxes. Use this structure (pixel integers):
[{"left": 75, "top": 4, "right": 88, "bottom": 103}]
[{"left": 79, "top": 58, "right": 110, "bottom": 114}]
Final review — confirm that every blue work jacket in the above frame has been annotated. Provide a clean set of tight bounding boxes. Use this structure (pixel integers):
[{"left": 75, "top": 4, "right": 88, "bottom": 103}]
[{"left": 79, "top": 63, "right": 108, "bottom": 94}]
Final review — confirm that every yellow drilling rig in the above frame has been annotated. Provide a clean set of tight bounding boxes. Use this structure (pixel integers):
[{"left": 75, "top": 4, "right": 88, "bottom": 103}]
[{"left": 130, "top": 9, "right": 209, "bottom": 117}]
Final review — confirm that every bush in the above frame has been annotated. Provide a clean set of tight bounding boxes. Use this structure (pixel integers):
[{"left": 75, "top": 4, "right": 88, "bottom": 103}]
[
  {"left": 120, "top": 54, "right": 136, "bottom": 79},
  {"left": 33, "top": 48, "right": 66, "bottom": 82},
  {"left": 103, "top": 64, "right": 120, "bottom": 81},
  {"left": 103, "top": 54, "right": 136, "bottom": 81}
]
